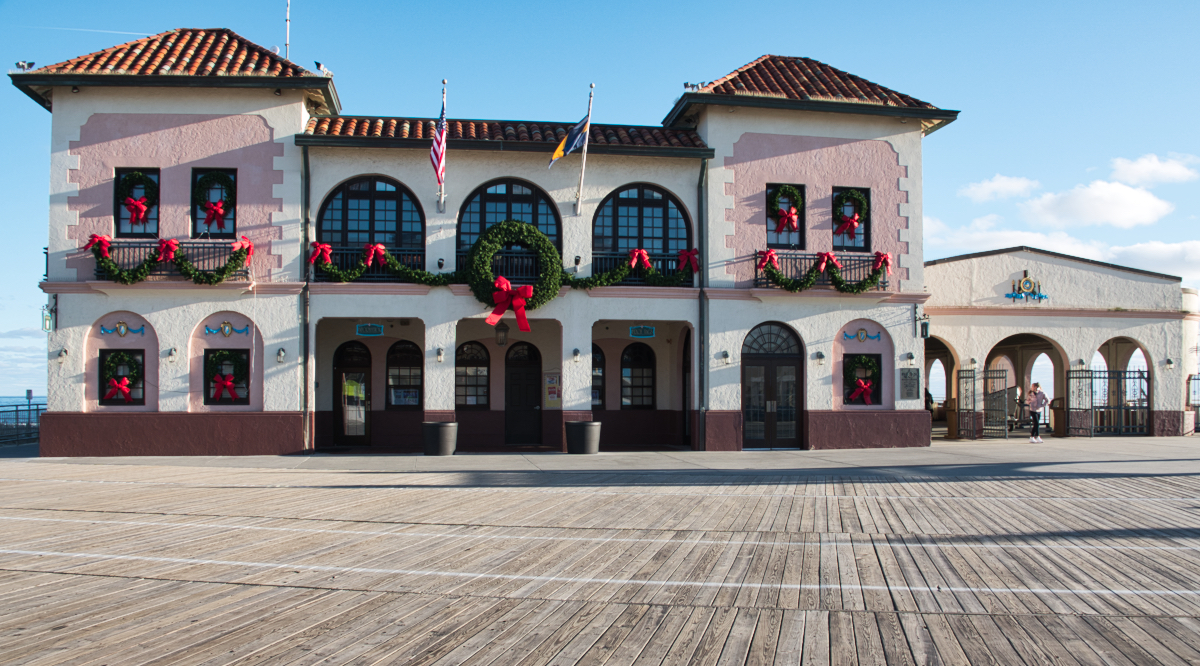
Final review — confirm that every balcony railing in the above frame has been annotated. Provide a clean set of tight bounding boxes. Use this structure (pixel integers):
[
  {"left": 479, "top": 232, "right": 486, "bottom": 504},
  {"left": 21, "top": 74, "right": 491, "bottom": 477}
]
[
  {"left": 753, "top": 251, "right": 888, "bottom": 291},
  {"left": 94, "top": 240, "right": 250, "bottom": 281},
  {"left": 455, "top": 249, "right": 543, "bottom": 285},
  {"left": 592, "top": 251, "right": 691, "bottom": 286},
  {"left": 313, "top": 247, "right": 425, "bottom": 282}
]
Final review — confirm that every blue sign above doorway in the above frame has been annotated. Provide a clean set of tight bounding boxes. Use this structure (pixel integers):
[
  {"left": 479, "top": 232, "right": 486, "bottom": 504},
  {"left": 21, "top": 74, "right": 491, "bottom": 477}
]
[
  {"left": 356, "top": 323, "right": 384, "bottom": 337},
  {"left": 630, "top": 326, "right": 655, "bottom": 338}
]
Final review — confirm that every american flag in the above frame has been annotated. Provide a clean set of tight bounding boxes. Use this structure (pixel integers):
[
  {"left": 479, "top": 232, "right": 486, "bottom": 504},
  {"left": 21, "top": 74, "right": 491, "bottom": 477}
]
[{"left": 430, "top": 96, "right": 448, "bottom": 185}]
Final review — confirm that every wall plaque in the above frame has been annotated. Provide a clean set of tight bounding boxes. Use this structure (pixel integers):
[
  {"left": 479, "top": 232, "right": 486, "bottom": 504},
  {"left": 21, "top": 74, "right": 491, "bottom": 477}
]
[
  {"left": 900, "top": 368, "right": 921, "bottom": 401},
  {"left": 629, "top": 326, "right": 655, "bottom": 338},
  {"left": 356, "top": 323, "right": 384, "bottom": 337}
]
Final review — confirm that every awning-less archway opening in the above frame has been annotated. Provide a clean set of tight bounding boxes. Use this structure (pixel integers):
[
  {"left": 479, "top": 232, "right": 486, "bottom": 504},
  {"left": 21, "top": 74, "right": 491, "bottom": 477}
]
[{"left": 1068, "top": 337, "right": 1152, "bottom": 437}]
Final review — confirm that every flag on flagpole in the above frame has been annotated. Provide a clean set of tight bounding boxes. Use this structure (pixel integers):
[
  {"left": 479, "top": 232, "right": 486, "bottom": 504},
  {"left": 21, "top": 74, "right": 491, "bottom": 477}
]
[
  {"left": 430, "top": 94, "right": 448, "bottom": 185},
  {"left": 548, "top": 113, "right": 590, "bottom": 169}
]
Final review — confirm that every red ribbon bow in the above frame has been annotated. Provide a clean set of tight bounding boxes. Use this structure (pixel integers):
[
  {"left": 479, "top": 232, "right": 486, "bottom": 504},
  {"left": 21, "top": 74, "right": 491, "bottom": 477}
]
[
  {"left": 124, "top": 197, "right": 149, "bottom": 225},
  {"left": 231, "top": 236, "right": 254, "bottom": 265},
  {"left": 816, "top": 252, "right": 842, "bottom": 274},
  {"left": 775, "top": 207, "right": 799, "bottom": 234},
  {"left": 677, "top": 248, "right": 700, "bottom": 272},
  {"left": 104, "top": 377, "right": 132, "bottom": 403},
  {"left": 203, "top": 201, "right": 226, "bottom": 231},
  {"left": 309, "top": 242, "right": 333, "bottom": 265},
  {"left": 83, "top": 234, "right": 113, "bottom": 259},
  {"left": 211, "top": 374, "right": 238, "bottom": 401},
  {"left": 873, "top": 251, "right": 892, "bottom": 275},
  {"left": 834, "top": 213, "right": 860, "bottom": 240},
  {"left": 849, "top": 378, "right": 874, "bottom": 405},
  {"left": 157, "top": 238, "right": 178, "bottom": 263},
  {"left": 486, "top": 276, "right": 534, "bottom": 332},
  {"left": 363, "top": 243, "right": 387, "bottom": 268},
  {"left": 757, "top": 249, "right": 780, "bottom": 271},
  {"left": 628, "top": 248, "right": 652, "bottom": 270}
]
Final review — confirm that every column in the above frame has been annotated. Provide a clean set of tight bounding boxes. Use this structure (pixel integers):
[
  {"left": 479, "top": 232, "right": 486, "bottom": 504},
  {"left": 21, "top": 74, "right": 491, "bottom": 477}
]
[
  {"left": 561, "top": 315, "right": 594, "bottom": 422},
  {"left": 424, "top": 319, "right": 457, "bottom": 422}
]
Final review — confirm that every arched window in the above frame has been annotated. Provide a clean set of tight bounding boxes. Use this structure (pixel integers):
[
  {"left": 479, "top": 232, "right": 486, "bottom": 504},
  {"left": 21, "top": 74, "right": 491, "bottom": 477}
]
[
  {"left": 743, "top": 323, "right": 802, "bottom": 356},
  {"left": 458, "top": 179, "right": 560, "bottom": 251},
  {"left": 455, "top": 341, "right": 490, "bottom": 409},
  {"left": 592, "top": 344, "right": 605, "bottom": 410},
  {"left": 593, "top": 184, "right": 691, "bottom": 254},
  {"left": 318, "top": 176, "right": 424, "bottom": 250},
  {"left": 386, "top": 341, "right": 422, "bottom": 410},
  {"left": 620, "top": 342, "right": 655, "bottom": 409}
]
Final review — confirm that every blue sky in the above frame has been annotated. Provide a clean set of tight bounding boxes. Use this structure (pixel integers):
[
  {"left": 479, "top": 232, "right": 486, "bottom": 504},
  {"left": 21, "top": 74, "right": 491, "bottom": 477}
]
[{"left": 0, "top": 0, "right": 1196, "bottom": 395}]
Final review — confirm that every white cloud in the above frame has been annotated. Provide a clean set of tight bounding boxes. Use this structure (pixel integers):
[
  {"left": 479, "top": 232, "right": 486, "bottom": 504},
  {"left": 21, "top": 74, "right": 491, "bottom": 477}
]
[
  {"left": 958, "top": 174, "right": 1040, "bottom": 202},
  {"left": 1019, "top": 180, "right": 1174, "bottom": 229},
  {"left": 926, "top": 214, "right": 1108, "bottom": 259},
  {"left": 1110, "top": 154, "right": 1199, "bottom": 186},
  {"left": 1106, "top": 241, "right": 1200, "bottom": 283},
  {"left": 0, "top": 328, "right": 45, "bottom": 339}
]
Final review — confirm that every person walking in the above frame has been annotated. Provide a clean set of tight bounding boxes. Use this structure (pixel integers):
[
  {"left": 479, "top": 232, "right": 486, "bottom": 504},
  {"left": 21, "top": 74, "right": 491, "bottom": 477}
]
[{"left": 1026, "top": 382, "right": 1049, "bottom": 443}]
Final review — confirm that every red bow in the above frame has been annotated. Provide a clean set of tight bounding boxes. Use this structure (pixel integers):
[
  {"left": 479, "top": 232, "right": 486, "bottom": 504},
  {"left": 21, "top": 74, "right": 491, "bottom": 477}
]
[
  {"left": 84, "top": 234, "right": 113, "bottom": 259},
  {"left": 203, "top": 201, "right": 226, "bottom": 231},
  {"left": 628, "top": 248, "right": 652, "bottom": 270},
  {"left": 124, "top": 197, "right": 149, "bottom": 225},
  {"left": 816, "top": 252, "right": 841, "bottom": 273},
  {"left": 309, "top": 242, "right": 333, "bottom": 265},
  {"left": 104, "top": 377, "right": 132, "bottom": 403},
  {"left": 363, "top": 243, "right": 387, "bottom": 268},
  {"left": 757, "top": 249, "right": 780, "bottom": 271},
  {"left": 775, "top": 207, "right": 799, "bottom": 234},
  {"left": 873, "top": 251, "right": 892, "bottom": 275},
  {"left": 231, "top": 236, "right": 254, "bottom": 265},
  {"left": 211, "top": 374, "right": 238, "bottom": 401},
  {"left": 834, "top": 213, "right": 860, "bottom": 240},
  {"left": 157, "top": 238, "right": 178, "bottom": 263},
  {"left": 486, "top": 276, "right": 534, "bottom": 332},
  {"left": 849, "top": 378, "right": 873, "bottom": 405},
  {"left": 677, "top": 248, "right": 700, "bottom": 272}
]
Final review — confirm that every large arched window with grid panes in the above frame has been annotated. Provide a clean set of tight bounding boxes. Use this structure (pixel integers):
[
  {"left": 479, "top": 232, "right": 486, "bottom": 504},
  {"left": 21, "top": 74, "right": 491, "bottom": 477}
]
[
  {"left": 317, "top": 176, "right": 425, "bottom": 274},
  {"left": 457, "top": 179, "right": 560, "bottom": 283},
  {"left": 592, "top": 184, "right": 691, "bottom": 277}
]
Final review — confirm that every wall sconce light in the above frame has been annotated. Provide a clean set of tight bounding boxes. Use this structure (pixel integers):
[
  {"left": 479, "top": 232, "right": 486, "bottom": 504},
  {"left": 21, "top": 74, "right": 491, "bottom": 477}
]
[
  {"left": 437, "top": 258, "right": 445, "bottom": 269},
  {"left": 722, "top": 351, "right": 731, "bottom": 365},
  {"left": 276, "top": 348, "right": 287, "bottom": 364},
  {"left": 436, "top": 347, "right": 444, "bottom": 363},
  {"left": 814, "top": 351, "right": 825, "bottom": 366},
  {"left": 57, "top": 348, "right": 69, "bottom": 365},
  {"left": 273, "top": 88, "right": 282, "bottom": 96},
  {"left": 71, "top": 86, "right": 79, "bottom": 93},
  {"left": 1166, "top": 358, "right": 1175, "bottom": 371},
  {"left": 167, "top": 348, "right": 178, "bottom": 363},
  {"left": 573, "top": 348, "right": 581, "bottom": 363},
  {"left": 495, "top": 321, "right": 510, "bottom": 347},
  {"left": 905, "top": 352, "right": 915, "bottom": 367},
  {"left": 574, "top": 256, "right": 581, "bottom": 266},
  {"left": 968, "top": 357, "right": 977, "bottom": 370}
]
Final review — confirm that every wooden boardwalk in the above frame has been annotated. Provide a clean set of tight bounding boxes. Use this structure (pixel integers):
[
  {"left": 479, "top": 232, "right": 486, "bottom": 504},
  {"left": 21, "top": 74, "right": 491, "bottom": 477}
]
[{"left": 1, "top": 454, "right": 1200, "bottom": 664}]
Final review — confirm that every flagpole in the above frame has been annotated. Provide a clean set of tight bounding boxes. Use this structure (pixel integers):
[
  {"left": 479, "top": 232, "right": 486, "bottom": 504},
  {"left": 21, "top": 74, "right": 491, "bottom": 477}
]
[
  {"left": 438, "top": 80, "right": 447, "bottom": 213},
  {"left": 574, "top": 83, "right": 594, "bottom": 217}
]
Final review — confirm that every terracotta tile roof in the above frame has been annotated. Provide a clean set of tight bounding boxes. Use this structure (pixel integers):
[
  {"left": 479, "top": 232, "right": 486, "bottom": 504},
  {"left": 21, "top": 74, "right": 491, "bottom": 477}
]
[
  {"left": 303, "top": 116, "right": 709, "bottom": 150},
  {"left": 29, "top": 28, "right": 317, "bottom": 78},
  {"left": 698, "top": 55, "right": 937, "bottom": 110}
]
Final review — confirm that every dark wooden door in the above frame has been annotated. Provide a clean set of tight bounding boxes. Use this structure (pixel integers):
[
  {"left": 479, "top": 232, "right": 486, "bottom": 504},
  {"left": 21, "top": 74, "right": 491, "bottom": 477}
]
[
  {"left": 742, "top": 359, "right": 800, "bottom": 449},
  {"left": 333, "top": 341, "right": 372, "bottom": 446},
  {"left": 505, "top": 343, "right": 542, "bottom": 444}
]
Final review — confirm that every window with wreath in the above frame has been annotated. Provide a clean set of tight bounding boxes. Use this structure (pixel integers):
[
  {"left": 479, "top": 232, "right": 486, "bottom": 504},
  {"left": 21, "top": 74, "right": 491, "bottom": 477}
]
[
  {"left": 592, "top": 344, "right": 605, "bottom": 409},
  {"left": 832, "top": 187, "right": 870, "bottom": 252},
  {"left": 99, "top": 349, "right": 145, "bottom": 405},
  {"left": 593, "top": 184, "right": 690, "bottom": 255},
  {"left": 843, "top": 353, "right": 883, "bottom": 406},
  {"left": 114, "top": 169, "right": 160, "bottom": 238},
  {"left": 319, "top": 176, "right": 424, "bottom": 256},
  {"left": 766, "top": 184, "right": 805, "bottom": 250},
  {"left": 387, "top": 341, "right": 423, "bottom": 409},
  {"left": 204, "top": 348, "right": 251, "bottom": 405},
  {"left": 620, "top": 342, "right": 655, "bottom": 409},
  {"left": 458, "top": 179, "right": 560, "bottom": 252},
  {"left": 192, "top": 168, "right": 237, "bottom": 238},
  {"left": 455, "top": 341, "right": 490, "bottom": 408}
]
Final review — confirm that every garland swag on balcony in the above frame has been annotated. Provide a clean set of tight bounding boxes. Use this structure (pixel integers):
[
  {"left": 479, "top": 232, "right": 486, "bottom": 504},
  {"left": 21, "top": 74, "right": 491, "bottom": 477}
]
[
  {"left": 85, "top": 234, "right": 252, "bottom": 286},
  {"left": 756, "top": 249, "right": 891, "bottom": 294}
]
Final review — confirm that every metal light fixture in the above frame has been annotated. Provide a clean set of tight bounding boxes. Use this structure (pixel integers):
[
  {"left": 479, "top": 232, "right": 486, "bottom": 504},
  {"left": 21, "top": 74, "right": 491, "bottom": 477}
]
[
  {"left": 1166, "top": 358, "right": 1175, "bottom": 371},
  {"left": 437, "top": 258, "right": 444, "bottom": 269},
  {"left": 574, "top": 256, "right": 581, "bottom": 266},
  {"left": 969, "top": 357, "right": 978, "bottom": 370},
  {"left": 573, "top": 348, "right": 581, "bottom": 363},
  {"left": 495, "top": 321, "right": 509, "bottom": 347},
  {"left": 905, "top": 352, "right": 916, "bottom": 367},
  {"left": 436, "top": 347, "right": 444, "bottom": 363},
  {"left": 71, "top": 86, "right": 79, "bottom": 93},
  {"left": 722, "top": 351, "right": 731, "bottom": 365},
  {"left": 167, "top": 348, "right": 178, "bottom": 363},
  {"left": 814, "top": 351, "right": 825, "bottom": 366},
  {"left": 273, "top": 88, "right": 282, "bottom": 96},
  {"left": 276, "top": 348, "right": 287, "bottom": 364},
  {"left": 57, "top": 348, "right": 69, "bottom": 365}
]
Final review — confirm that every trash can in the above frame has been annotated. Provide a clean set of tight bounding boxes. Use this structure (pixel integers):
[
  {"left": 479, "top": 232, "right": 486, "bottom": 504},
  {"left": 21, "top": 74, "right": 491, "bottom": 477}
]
[
  {"left": 422, "top": 421, "right": 457, "bottom": 456},
  {"left": 944, "top": 398, "right": 958, "bottom": 439},
  {"left": 565, "top": 421, "right": 601, "bottom": 454},
  {"left": 1050, "top": 397, "right": 1066, "bottom": 438}
]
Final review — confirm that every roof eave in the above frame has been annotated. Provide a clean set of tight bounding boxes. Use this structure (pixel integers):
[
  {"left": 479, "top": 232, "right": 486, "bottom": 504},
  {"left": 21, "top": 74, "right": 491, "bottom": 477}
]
[
  {"left": 662, "top": 92, "right": 959, "bottom": 134},
  {"left": 295, "top": 134, "right": 715, "bottom": 159},
  {"left": 925, "top": 246, "right": 1182, "bottom": 282}
]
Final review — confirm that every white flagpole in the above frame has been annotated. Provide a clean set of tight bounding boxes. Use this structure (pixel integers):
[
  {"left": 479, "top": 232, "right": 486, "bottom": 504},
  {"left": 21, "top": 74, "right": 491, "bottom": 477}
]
[
  {"left": 574, "top": 83, "right": 594, "bottom": 217},
  {"left": 439, "top": 80, "right": 447, "bottom": 213}
]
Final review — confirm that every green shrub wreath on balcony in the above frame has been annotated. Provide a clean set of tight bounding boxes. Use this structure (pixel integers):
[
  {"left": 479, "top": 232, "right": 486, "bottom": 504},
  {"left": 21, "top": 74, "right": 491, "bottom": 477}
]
[
  {"left": 94, "top": 250, "right": 160, "bottom": 285},
  {"left": 467, "top": 220, "right": 562, "bottom": 310},
  {"left": 758, "top": 257, "right": 885, "bottom": 294},
  {"left": 87, "top": 240, "right": 251, "bottom": 286}
]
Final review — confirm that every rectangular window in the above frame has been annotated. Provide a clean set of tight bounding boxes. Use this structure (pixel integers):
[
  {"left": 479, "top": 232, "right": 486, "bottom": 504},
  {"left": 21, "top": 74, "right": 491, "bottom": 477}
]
[
  {"left": 114, "top": 169, "right": 160, "bottom": 239},
  {"left": 843, "top": 353, "right": 883, "bottom": 406},
  {"left": 204, "top": 348, "right": 250, "bottom": 405},
  {"left": 621, "top": 367, "right": 654, "bottom": 409},
  {"left": 455, "top": 366, "right": 489, "bottom": 408},
  {"left": 388, "top": 367, "right": 422, "bottom": 409},
  {"left": 192, "top": 169, "right": 237, "bottom": 238},
  {"left": 832, "top": 187, "right": 870, "bottom": 252},
  {"left": 766, "top": 184, "right": 805, "bottom": 250},
  {"left": 98, "top": 349, "right": 145, "bottom": 406},
  {"left": 592, "top": 366, "right": 605, "bottom": 409}
]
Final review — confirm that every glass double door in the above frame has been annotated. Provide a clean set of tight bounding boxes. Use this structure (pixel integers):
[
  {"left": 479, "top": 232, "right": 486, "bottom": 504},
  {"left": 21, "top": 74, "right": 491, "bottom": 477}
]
[{"left": 743, "top": 359, "right": 800, "bottom": 448}]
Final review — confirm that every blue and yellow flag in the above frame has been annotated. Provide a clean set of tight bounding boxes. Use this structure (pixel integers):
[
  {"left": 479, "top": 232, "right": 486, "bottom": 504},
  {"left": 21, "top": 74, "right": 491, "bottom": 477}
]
[{"left": 548, "top": 114, "right": 590, "bottom": 168}]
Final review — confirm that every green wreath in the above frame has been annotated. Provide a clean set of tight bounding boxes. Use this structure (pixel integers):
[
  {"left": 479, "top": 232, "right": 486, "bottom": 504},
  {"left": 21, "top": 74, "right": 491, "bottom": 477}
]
[
  {"left": 833, "top": 189, "right": 869, "bottom": 230},
  {"left": 843, "top": 354, "right": 880, "bottom": 403},
  {"left": 193, "top": 171, "right": 237, "bottom": 226},
  {"left": 205, "top": 349, "right": 249, "bottom": 384},
  {"left": 468, "top": 220, "right": 562, "bottom": 310},
  {"left": 101, "top": 350, "right": 143, "bottom": 385},
  {"left": 767, "top": 185, "right": 805, "bottom": 230},
  {"left": 115, "top": 172, "right": 159, "bottom": 213}
]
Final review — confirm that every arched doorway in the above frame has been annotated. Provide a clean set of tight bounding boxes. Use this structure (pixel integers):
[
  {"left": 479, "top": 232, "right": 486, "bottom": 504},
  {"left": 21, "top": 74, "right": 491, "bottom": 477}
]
[
  {"left": 981, "top": 333, "right": 1067, "bottom": 439},
  {"left": 333, "top": 341, "right": 372, "bottom": 446},
  {"left": 742, "top": 322, "right": 804, "bottom": 449},
  {"left": 1075, "top": 337, "right": 1151, "bottom": 436},
  {"left": 505, "top": 342, "right": 542, "bottom": 444}
]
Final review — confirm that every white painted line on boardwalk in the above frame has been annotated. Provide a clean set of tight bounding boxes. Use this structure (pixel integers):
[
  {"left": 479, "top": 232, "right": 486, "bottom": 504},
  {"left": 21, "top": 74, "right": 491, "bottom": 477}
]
[
  {"left": 0, "top": 547, "right": 1196, "bottom": 599},
  {"left": 1, "top": 515, "right": 1197, "bottom": 552}
]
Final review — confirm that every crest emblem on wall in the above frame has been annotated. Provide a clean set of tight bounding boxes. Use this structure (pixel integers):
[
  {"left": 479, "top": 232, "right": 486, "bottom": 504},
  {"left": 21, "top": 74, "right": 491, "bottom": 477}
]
[
  {"left": 1005, "top": 272, "right": 1049, "bottom": 302},
  {"left": 843, "top": 328, "right": 881, "bottom": 342},
  {"left": 115, "top": 321, "right": 129, "bottom": 337},
  {"left": 219, "top": 321, "right": 234, "bottom": 337}
]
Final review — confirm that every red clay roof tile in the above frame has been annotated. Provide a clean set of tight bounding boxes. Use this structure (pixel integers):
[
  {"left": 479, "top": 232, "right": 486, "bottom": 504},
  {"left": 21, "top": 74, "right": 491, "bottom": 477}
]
[{"left": 698, "top": 55, "right": 938, "bottom": 110}]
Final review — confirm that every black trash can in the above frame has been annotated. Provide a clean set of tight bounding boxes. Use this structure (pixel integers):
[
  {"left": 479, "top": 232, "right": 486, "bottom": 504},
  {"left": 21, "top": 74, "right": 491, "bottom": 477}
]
[
  {"left": 422, "top": 422, "right": 457, "bottom": 456},
  {"left": 565, "top": 421, "right": 601, "bottom": 454}
]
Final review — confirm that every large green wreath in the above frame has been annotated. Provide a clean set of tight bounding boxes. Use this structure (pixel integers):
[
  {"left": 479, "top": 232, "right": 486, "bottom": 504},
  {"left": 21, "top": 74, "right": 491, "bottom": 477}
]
[
  {"left": 468, "top": 220, "right": 563, "bottom": 310},
  {"left": 101, "top": 350, "right": 143, "bottom": 385},
  {"left": 843, "top": 354, "right": 880, "bottom": 403},
  {"left": 767, "top": 185, "right": 805, "bottom": 230},
  {"left": 115, "top": 172, "right": 159, "bottom": 212},
  {"left": 205, "top": 349, "right": 250, "bottom": 384},
  {"left": 833, "top": 189, "right": 869, "bottom": 228},
  {"left": 193, "top": 171, "right": 237, "bottom": 227}
]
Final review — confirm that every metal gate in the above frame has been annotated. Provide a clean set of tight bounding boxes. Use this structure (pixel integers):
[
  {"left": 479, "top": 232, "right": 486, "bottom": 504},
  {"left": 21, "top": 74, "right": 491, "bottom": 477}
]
[
  {"left": 956, "top": 369, "right": 976, "bottom": 440},
  {"left": 982, "top": 369, "right": 1010, "bottom": 439},
  {"left": 1067, "top": 369, "right": 1150, "bottom": 436}
]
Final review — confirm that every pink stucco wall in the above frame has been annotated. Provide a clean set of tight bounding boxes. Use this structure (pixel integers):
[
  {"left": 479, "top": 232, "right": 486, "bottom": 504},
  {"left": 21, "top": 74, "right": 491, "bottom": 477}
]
[
  {"left": 832, "top": 318, "right": 895, "bottom": 410},
  {"left": 85, "top": 311, "right": 159, "bottom": 412},
  {"left": 188, "top": 311, "right": 264, "bottom": 412},
  {"left": 66, "top": 114, "right": 284, "bottom": 281},
  {"left": 724, "top": 134, "right": 909, "bottom": 287}
]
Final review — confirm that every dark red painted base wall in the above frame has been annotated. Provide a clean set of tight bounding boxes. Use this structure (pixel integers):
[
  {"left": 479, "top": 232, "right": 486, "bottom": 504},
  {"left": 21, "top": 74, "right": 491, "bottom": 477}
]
[
  {"left": 805, "top": 410, "right": 931, "bottom": 450},
  {"left": 703, "top": 411, "right": 742, "bottom": 451},
  {"left": 593, "top": 410, "right": 686, "bottom": 450},
  {"left": 41, "top": 412, "right": 306, "bottom": 457}
]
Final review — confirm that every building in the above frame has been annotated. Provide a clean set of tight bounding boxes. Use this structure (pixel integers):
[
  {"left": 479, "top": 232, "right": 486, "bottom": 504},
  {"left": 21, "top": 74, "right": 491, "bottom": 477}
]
[{"left": 13, "top": 28, "right": 1192, "bottom": 457}]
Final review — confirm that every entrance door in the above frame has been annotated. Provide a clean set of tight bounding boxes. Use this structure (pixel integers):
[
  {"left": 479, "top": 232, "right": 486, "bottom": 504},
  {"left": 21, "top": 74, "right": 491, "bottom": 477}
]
[
  {"left": 333, "top": 341, "right": 372, "bottom": 446},
  {"left": 982, "top": 369, "right": 1010, "bottom": 439},
  {"left": 505, "top": 342, "right": 542, "bottom": 445},
  {"left": 742, "top": 361, "right": 800, "bottom": 449}
]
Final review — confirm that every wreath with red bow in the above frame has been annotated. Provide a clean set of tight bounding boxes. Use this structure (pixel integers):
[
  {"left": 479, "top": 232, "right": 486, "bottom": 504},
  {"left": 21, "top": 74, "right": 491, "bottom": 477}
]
[
  {"left": 467, "top": 220, "right": 563, "bottom": 310},
  {"left": 832, "top": 189, "right": 869, "bottom": 232},
  {"left": 842, "top": 354, "right": 880, "bottom": 404},
  {"left": 204, "top": 349, "right": 249, "bottom": 385},
  {"left": 101, "top": 350, "right": 143, "bottom": 385},
  {"left": 115, "top": 172, "right": 159, "bottom": 219},
  {"left": 193, "top": 171, "right": 237, "bottom": 230},
  {"left": 767, "top": 185, "right": 805, "bottom": 234}
]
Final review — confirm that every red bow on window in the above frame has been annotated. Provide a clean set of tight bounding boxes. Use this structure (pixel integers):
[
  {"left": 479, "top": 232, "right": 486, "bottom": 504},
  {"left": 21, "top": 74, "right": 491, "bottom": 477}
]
[
  {"left": 873, "top": 251, "right": 892, "bottom": 275},
  {"left": 363, "top": 243, "right": 387, "bottom": 267},
  {"left": 757, "top": 249, "right": 780, "bottom": 271},
  {"left": 104, "top": 377, "right": 132, "bottom": 403},
  {"left": 157, "top": 238, "right": 178, "bottom": 263},
  {"left": 816, "top": 251, "right": 841, "bottom": 274},
  {"left": 834, "top": 213, "right": 860, "bottom": 240},
  {"left": 211, "top": 374, "right": 237, "bottom": 401},
  {"left": 848, "top": 378, "right": 873, "bottom": 405},
  {"left": 84, "top": 234, "right": 113, "bottom": 259},
  {"left": 628, "top": 248, "right": 652, "bottom": 270},
  {"left": 124, "top": 197, "right": 149, "bottom": 225},
  {"left": 775, "top": 207, "right": 799, "bottom": 234},
  {"left": 309, "top": 242, "right": 332, "bottom": 265},
  {"left": 677, "top": 248, "right": 700, "bottom": 272},
  {"left": 231, "top": 236, "right": 254, "bottom": 265},
  {"left": 486, "top": 276, "right": 534, "bottom": 332},
  {"left": 203, "top": 201, "right": 226, "bottom": 231}
]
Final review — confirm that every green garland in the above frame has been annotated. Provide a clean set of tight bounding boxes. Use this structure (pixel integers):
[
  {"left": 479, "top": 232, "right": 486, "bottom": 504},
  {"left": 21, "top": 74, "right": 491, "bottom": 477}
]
[
  {"left": 115, "top": 172, "right": 159, "bottom": 211},
  {"left": 767, "top": 184, "right": 805, "bottom": 226},
  {"left": 843, "top": 354, "right": 880, "bottom": 403},
  {"left": 193, "top": 171, "right": 237, "bottom": 211},
  {"left": 101, "top": 350, "right": 143, "bottom": 385},
  {"left": 205, "top": 349, "right": 249, "bottom": 384},
  {"left": 758, "top": 256, "right": 885, "bottom": 294},
  {"left": 313, "top": 256, "right": 371, "bottom": 283},
  {"left": 827, "top": 265, "right": 884, "bottom": 294},
  {"left": 467, "top": 220, "right": 562, "bottom": 310},
  {"left": 95, "top": 250, "right": 160, "bottom": 285},
  {"left": 833, "top": 189, "right": 869, "bottom": 226},
  {"left": 89, "top": 245, "right": 249, "bottom": 286}
]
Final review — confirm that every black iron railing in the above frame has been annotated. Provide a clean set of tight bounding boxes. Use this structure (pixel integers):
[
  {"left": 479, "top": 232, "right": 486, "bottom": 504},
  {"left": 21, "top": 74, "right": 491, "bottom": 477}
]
[
  {"left": 94, "top": 241, "right": 250, "bottom": 281},
  {"left": 753, "top": 251, "right": 887, "bottom": 291},
  {"left": 0, "top": 404, "right": 43, "bottom": 445},
  {"left": 312, "top": 247, "right": 425, "bottom": 282},
  {"left": 456, "top": 249, "right": 543, "bottom": 285},
  {"left": 591, "top": 251, "right": 690, "bottom": 286}
]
